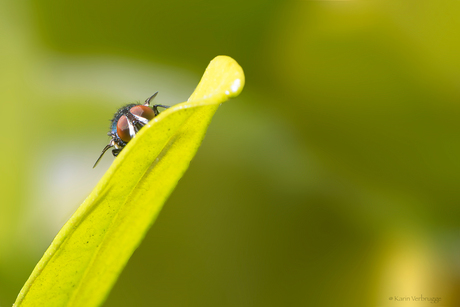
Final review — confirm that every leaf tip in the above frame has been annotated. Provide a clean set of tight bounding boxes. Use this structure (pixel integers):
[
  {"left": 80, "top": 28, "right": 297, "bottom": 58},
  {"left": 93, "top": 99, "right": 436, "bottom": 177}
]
[{"left": 188, "top": 55, "right": 245, "bottom": 103}]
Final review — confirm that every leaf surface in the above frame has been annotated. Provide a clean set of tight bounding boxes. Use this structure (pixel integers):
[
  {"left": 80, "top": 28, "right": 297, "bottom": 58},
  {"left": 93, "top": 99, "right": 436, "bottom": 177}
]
[{"left": 14, "top": 55, "right": 244, "bottom": 307}]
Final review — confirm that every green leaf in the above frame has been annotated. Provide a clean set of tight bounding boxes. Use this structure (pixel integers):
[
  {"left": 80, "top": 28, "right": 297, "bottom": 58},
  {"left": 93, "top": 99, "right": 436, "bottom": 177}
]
[{"left": 14, "top": 55, "right": 244, "bottom": 307}]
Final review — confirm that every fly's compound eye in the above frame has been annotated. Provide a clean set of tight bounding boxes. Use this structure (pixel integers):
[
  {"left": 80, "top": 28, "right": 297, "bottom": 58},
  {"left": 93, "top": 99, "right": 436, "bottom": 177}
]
[
  {"left": 117, "top": 115, "right": 132, "bottom": 143},
  {"left": 130, "top": 105, "right": 155, "bottom": 121}
]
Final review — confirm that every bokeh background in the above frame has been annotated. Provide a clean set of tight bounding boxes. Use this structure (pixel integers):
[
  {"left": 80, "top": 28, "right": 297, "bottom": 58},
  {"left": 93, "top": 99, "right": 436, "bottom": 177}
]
[{"left": 1, "top": 0, "right": 460, "bottom": 306}]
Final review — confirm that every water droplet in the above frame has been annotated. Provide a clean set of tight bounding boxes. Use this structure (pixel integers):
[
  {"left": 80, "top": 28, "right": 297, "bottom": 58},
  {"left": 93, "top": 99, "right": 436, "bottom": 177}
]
[{"left": 231, "top": 79, "right": 241, "bottom": 93}]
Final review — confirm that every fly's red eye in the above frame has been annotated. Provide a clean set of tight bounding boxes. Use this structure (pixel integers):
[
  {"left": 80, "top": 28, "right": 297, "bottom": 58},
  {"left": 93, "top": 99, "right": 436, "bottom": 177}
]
[
  {"left": 130, "top": 105, "right": 155, "bottom": 121},
  {"left": 117, "top": 115, "right": 132, "bottom": 143}
]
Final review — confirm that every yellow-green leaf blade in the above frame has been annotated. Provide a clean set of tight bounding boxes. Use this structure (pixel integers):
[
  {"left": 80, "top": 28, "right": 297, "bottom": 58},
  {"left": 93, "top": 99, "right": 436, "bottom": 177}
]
[{"left": 14, "top": 55, "right": 244, "bottom": 307}]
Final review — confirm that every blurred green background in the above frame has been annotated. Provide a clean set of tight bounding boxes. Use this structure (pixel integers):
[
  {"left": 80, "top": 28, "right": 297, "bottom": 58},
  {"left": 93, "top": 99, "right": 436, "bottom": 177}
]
[{"left": 1, "top": 0, "right": 460, "bottom": 306}]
